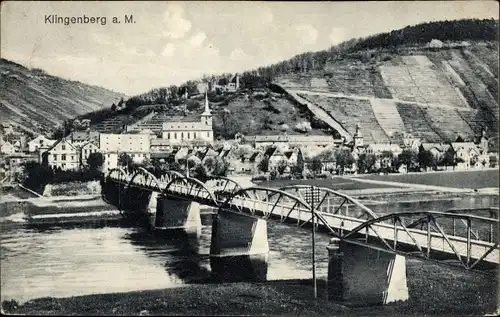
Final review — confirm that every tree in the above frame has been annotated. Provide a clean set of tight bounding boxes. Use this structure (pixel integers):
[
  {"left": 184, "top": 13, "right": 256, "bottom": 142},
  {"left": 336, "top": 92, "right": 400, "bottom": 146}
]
[
  {"left": 86, "top": 152, "right": 104, "bottom": 169},
  {"left": 335, "top": 149, "right": 355, "bottom": 174},
  {"left": 193, "top": 164, "right": 208, "bottom": 182},
  {"left": 258, "top": 156, "right": 269, "bottom": 173},
  {"left": 357, "top": 153, "right": 376, "bottom": 174},
  {"left": 212, "top": 157, "right": 229, "bottom": 176},
  {"left": 111, "top": 103, "right": 117, "bottom": 111},
  {"left": 277, "top": 160, "right": 288, "bottom": 175},
  {"left": 308, "top": 157, "right": 323, "bottom": 175},
  {"left": 118, "top": 153, "right": 134, "bottom": 169},
  {"left": 418, "top": 149, "right": 436, "bottom": 170},
  {"left": 399, "top": 149, "right": 418, "bottom": 172},
  {"left": 291, "top": 151, "right": 305, "bottom": 176}
]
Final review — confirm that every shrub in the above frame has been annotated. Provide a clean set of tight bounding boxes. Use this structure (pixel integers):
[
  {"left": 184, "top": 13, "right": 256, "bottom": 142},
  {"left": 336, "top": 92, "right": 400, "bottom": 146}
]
[{"left": 251, "top": 175, "right": 268, "bottom": 182}]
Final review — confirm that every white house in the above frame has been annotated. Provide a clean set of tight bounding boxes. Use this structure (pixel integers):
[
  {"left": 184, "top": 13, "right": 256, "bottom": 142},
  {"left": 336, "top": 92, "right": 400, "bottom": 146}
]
[
  {"left": 99, "top": 131, "right": 152, "bottom": 172},
  {"left": 80, "top": 142, "right": 100, "bottom": 166},
  {"left": 45, "top": 138, "right": 79, "bottom": 170},
  {"left": 0, "top": 140, "right": 16, "bottom": 155},
  {"left": 28, "top": 135, "right": 56, "bottom": 153},
  {"left": 451, "top": 142, "right": 480, "bottom": 169}
]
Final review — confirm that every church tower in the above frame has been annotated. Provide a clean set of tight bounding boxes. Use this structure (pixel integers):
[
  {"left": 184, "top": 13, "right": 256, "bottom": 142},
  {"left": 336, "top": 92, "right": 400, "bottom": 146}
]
[
  {"left": 201, "top": 91, "right": 212, "bottom": 126},
  {"left": 200, "top": 91, "right": 214, "bottom": 143},
  {"left": 353, "top": 123, "right": 364, "bottom": 147}
]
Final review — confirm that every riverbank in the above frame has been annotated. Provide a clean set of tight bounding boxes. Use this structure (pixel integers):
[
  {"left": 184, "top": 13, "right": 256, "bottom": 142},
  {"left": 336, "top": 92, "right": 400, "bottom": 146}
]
[{"left": 3, "top": 253, "right": 498, "bottom": 316}]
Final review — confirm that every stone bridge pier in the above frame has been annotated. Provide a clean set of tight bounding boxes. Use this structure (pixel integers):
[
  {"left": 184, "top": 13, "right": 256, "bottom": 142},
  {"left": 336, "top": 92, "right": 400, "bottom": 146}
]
[
  {"left": 153, "top": 194, "right": 202, "bottom": 236},
  {"left": 121, "top": 186, "right": 153, "bottom": 215},
  {"left": 209, "top": 211, "right": 269, "bottom": 282},
  {"left": 327, "top": 238, "right": 409, "bottom": 306},
  {"left": 101, "top": 177, "right": 126, "bottom": 208}
]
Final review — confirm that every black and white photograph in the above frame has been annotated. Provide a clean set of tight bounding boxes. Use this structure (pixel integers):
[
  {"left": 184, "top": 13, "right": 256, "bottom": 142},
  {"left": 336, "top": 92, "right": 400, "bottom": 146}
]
[{"left": 0, "top": 1, "right": 499, "bottom": 315}]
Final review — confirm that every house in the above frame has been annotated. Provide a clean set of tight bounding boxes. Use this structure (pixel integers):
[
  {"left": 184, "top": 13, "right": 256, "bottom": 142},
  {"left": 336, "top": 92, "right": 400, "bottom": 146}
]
[
  {"left": 2, "top": 153, "right": 38, "bottom": 182},
  {"left": 161, "top": 93, "right": 214, "bottom": 145},
  {"left": 451, "top": 142, "right": 481, "bottom": 169},
  {"left": 28, "top": 135, "right": 56, "bottom": 153},
  {"left": 80, "top": 142, "right": 100, "bottom": 167},
  {"left": 1, "top": 140, "right": 16, "bottom": 155},
  {"left": 420, "top": 143, "right": 452, "bottom": 161},
  {"left": 263, "top": 146, "right": 290, "bottom": 172},
  {"left": 210, "top": 74, "right": 240, "bottom": 93},
  {"left": 365, "top": 143, "right": 403, "bottom": 169},
  {"left": 44, "top": 138, "right": 79, "bottom": 170}
]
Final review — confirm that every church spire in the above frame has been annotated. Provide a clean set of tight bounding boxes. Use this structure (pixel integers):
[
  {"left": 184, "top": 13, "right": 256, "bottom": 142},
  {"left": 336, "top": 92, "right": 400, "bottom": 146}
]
[{"left": 202, "top": 91, "right": 211, "bottom": 116}]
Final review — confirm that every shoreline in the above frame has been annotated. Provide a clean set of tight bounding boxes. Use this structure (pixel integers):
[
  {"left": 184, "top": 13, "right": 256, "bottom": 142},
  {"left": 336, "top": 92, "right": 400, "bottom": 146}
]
[{"left": 2, "top": 272, "right": 498, "bottom": 316}]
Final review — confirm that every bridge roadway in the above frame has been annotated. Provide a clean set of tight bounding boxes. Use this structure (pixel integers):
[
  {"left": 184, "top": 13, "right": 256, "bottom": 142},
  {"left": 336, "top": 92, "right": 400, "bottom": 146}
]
[{"left": 105, "top": 168, "right": 499, "bottom": 271}]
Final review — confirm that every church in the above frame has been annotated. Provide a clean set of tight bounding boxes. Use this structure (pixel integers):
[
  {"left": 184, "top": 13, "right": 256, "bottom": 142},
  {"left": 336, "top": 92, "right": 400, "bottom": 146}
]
[{"left": 161, "top": 92, "right": 214, "bottom": 145}]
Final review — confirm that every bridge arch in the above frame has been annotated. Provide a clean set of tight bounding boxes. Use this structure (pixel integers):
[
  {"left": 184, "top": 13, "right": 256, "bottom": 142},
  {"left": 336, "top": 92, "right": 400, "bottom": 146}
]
[
  {"left": 217, "top": 186, "right": 344, "bottom": 234},
  {"left": 107, "top": 167, "right": 129, "bottom": 183},
  {"left": 158, "top": 170, "right": 185, "bottom": 183},
  {"left": 272, "top": 185, "right": 378, "bottom": 220},
  {"left": 162, "top": 176, "right": 219, "bottom": 207},
  {"left": 204, "top": 175, "right": 245, "bottom": 194},
  {"left": 342, "top": 210, "right": 499, "bottom": 270},
  {"left": 126, "top": 167, "right": 161, "bottom": 192}
]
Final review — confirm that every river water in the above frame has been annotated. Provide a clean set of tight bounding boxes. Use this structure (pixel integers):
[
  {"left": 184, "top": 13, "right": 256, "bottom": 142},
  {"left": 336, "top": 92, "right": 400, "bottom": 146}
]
[{"left": 1, "top": 193, "right": 498, "bottom": 304}]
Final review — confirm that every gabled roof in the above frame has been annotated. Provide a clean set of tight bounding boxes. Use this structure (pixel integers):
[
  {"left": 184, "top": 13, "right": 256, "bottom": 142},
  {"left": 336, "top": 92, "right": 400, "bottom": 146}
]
[
  {"left": 283, "top": 151, "right": 294, "bottom": 159},
  {"left": 263, "top": 147, "right": 277, "bottom": 158},
  {"left": 248, "top": 151, "right": 261, "bottom": 162},
  {"left": 451, "top": 142, "right": 477, "bottom": 151},
  {"left": 421, "top": 143, "right": 451, "bottom": 152},
  {"left": 46, "top": 138, "right": 77, "bottom": 152}
]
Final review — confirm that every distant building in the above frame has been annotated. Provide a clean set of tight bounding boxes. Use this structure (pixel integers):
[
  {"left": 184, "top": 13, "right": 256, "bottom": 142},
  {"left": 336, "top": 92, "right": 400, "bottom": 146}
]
[
  {"left": 99, "top": 131, "right": 153, "bottom": 172},
  {"left": 161, "top": 92, "right": 214, "bottom": 145},
  {"left": 44, "top": 138, "right": 79, "bottom": 170},
  {"left": 210, "top": 74, "right": 240, "bottom": 93},
  {"left": 0, "top": 140, "right": 16, "bottom": 155},
  {"left": 28, "top": 135, "right": 56, "bottom": 153},
  {"left": 80, "top": 141, "right": 100, "bottom": 167}
]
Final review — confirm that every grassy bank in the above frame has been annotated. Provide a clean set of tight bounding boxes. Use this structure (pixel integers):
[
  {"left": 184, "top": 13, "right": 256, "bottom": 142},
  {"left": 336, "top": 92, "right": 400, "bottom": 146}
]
[
  {"left": 357, "top": 169, "right": 499, "bottom": 189},
  {"left": 3, "top": 260, "right": 497, "bottom": 316}
]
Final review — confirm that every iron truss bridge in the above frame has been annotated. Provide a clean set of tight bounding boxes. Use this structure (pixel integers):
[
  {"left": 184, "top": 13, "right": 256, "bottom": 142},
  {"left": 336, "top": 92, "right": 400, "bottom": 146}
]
[{"left": 106, "top": 168, "right": 499, "bottom": 272}]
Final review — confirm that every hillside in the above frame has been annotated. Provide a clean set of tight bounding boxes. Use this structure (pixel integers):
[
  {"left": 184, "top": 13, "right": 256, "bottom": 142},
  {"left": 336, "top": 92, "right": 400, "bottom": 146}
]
[
  {"left": 94, "top": 19, "right": 499, "bottom": 145},
  {"left": 275, "top": 42, "right": 499, "bottom": 146},
  {"left": 0, "top": 59, "right": 126, "bottom": 135}
]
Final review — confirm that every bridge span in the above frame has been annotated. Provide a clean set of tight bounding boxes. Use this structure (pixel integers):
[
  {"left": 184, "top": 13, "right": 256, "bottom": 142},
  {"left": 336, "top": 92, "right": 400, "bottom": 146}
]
[{"left": 101, "top": 167, "right": 499, "bottom": 306}]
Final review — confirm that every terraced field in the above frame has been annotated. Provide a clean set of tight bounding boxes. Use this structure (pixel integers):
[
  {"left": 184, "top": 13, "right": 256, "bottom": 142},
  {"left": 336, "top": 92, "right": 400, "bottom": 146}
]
[
  {"left": 300, "top": 94, "right": 389, "bottom": 144},
  {"left": 277, "top": 43, "right": 498, "bottom": 144}
]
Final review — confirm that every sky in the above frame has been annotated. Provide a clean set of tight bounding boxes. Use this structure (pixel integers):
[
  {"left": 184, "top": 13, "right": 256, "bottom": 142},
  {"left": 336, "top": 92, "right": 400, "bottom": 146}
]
[{"left": 1, "top": 1, "right": 498, "bottom": 96}]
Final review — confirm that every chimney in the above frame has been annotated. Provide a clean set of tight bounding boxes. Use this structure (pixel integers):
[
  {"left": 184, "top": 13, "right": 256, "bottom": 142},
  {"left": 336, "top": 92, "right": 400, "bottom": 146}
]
[{"left": 236, "top": 74, "right": 240, "bottom": 90}]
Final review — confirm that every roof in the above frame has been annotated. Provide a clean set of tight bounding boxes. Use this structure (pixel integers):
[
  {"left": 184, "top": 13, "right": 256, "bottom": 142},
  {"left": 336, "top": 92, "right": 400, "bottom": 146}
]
[
  {"left": 46, "top": 138, "right": 77, "bottom": 152},
  {"left": 283, "top": 151, "right": 294, "bottom": 159},
  {"left": 263, "top": 147, "right": 278, "bottom": 158},
  {"left": 367, "top": 143, "right": 402, "bottom": 152},
  {"left": 451, "top": 142, "right": 477, "bottom": 150},
  {"left": 248, "top": 151, "right": 261, "bottom": 162},
  {"left": 421, "top": 143, "right": 451, "bottom": 152}
]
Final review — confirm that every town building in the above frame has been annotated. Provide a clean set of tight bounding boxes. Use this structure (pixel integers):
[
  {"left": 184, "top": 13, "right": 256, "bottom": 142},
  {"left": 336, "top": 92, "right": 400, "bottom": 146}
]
[
  {"left": 28, "top": 135, "right": 56, "bottom": 153},
  {"left": 99, "top": 130, "right": 153, "bottom": 172},
  {"left": 80, "top": 141, "right": 100, "bottom": 167},
  {"left": 161, "top": 92, "right": 214, "bottom": 145},
  {"left": 44, "top": 138, "right": 80, "bottom": 170},
  {"left": 209, "top": 74, "right": 240, "bottom": 93},
  {"left": 1, "top": 140, "right": 16, "bottom": 155}
]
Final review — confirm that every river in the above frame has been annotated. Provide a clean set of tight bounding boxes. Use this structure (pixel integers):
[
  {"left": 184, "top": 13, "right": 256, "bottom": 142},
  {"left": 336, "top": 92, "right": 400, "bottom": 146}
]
[{"left": 1, "top": 193, "right": 498, "bottom": 304}]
